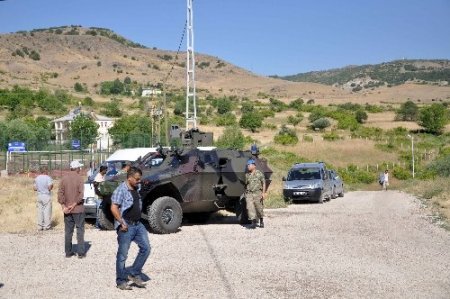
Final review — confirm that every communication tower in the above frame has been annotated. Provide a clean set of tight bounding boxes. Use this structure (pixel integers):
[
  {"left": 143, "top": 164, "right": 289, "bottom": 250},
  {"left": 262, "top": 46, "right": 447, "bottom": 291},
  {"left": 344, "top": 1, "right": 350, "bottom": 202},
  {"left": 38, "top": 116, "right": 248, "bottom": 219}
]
[{"left": 185, "top": 0, "right": 197, "bottom": 130}]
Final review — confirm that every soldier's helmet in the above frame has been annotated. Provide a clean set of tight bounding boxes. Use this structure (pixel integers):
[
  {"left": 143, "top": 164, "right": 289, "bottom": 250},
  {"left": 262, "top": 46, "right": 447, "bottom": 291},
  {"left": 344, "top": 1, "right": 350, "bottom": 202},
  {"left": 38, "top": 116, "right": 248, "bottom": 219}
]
[{"left": 247, "top": 159, "right": 256, "bottom": 165}]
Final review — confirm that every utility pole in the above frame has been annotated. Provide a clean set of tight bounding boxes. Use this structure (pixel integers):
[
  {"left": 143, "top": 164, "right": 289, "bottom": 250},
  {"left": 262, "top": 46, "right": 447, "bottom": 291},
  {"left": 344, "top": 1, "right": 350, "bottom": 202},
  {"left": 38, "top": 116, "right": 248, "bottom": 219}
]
[
  {"left": 408, "top": 134, "right": 415, "bottom": 178},
  {"left": 185, "top": 0, "right": 197, "bottom": 130}
]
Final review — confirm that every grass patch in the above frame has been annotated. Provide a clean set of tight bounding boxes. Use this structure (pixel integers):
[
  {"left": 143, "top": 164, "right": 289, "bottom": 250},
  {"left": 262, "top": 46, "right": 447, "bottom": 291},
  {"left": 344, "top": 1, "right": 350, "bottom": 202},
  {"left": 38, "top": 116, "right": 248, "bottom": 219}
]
[
  {"left": 399, "top": 177, "right": 450, "bottom": 230},
  {"left": 0, "top": 176, "right": 64, "bottom": 233}
]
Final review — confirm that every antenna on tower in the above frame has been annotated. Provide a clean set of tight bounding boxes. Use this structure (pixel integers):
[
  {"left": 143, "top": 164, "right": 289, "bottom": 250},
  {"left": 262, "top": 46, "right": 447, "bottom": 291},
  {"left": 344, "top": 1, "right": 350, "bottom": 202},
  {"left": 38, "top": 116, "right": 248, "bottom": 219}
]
[{"left": 185, "top": 0, "right": 197, "bottom": 130}]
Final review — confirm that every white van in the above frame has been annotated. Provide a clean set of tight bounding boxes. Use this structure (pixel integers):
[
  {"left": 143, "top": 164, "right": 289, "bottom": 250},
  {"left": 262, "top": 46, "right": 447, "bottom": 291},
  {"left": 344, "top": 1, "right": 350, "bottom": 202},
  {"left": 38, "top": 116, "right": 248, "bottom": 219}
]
[{"left": 83, "top": 147, "right": 158, "bottom": 219}]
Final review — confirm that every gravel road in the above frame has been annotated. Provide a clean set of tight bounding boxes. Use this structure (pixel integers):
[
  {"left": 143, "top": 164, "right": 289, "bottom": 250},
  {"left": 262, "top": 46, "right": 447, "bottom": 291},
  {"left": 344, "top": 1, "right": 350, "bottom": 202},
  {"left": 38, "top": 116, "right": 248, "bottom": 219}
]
[{"left": 1, "top": 191, "right": 449, "bottom": 299}]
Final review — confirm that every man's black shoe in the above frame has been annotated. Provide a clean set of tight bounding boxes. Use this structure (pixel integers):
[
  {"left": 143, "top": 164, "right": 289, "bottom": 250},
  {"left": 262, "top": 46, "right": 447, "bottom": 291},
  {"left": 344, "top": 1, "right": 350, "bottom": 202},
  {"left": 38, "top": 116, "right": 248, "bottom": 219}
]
[
  {"left": 65, "top": 252, "right": 75, "bottom": 258},
  {"left": 259, "top": 218, "right": 264, "bottom": 228},
  {"left": 248, "top": 219, "right": 257, "bottom": 229},
  {"left": 128, "top": 275, "right": 146, "bottom": 288},
  {"left": 78, "top": 253, "right": 86, "bottom": 259},
  {"left": 117, "top": 283, "right": 132, "bottom": 290}
]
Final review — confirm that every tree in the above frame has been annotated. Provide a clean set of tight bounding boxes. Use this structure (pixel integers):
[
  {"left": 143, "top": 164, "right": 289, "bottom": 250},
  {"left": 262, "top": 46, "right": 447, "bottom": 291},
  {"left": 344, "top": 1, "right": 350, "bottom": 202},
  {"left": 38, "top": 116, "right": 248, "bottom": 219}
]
[
  {"left": 74, "top": 82, "right": 84, "bottom": 92},
  {"left": 289, "top": 98, "right": 304, "bottom": 110},
  {"left": 287, "top": 115, "right": 302, "bottom": 127},
  {"left": 215, "top": 97, "right": 233, "bottom": 115},
  {"left": 5, "top": 119, "right": 37, "bottom": 149},
  {"left": 239, "top": 112, "right": 263, "bottom": 132},
  {"left": 418, "top": 103, "right": 448, "bottom": 134},
  {"left": 109, "top": 115, "right": 152, "bottom": 147},
  {"left": 240, "top": 101, "right": 254, "bottom": 114},
  {"left": 102, "top": 98, "right": 123, "bottom": 117},
  {"left": 215, "top": 126, "right": 245, "bottom": 150},
  {"left": 124, "top": 76, "right": 132, "bottom": 84},
  {"left": 70, "top": 114, "right": 99, "bottom": 148},
  {"left": 396, "top": 100, "right": 419, "bottom": 121},
  {"left": 355, "top": 110, "right": 368, "bottom": 123},
  {"left": 311, "top": 118, "right": 331, "bottom": 130},
  {"left": 274, "top": 125, "right": 298, "bottom": 145}
]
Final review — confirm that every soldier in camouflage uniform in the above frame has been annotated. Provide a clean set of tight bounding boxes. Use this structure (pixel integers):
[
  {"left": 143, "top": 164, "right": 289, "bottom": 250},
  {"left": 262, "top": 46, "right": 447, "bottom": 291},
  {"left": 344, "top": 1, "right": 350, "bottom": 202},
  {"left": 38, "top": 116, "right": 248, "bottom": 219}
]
[{"left": 245, "top": 159, "right": 266, "bottom": 229}]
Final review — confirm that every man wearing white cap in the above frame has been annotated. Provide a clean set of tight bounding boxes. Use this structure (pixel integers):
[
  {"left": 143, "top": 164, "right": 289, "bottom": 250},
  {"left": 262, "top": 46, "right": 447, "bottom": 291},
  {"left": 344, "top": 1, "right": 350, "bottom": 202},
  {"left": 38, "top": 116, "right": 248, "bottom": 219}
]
[{"left": 58, "top": 160, "right": 86, "bottom": 258}]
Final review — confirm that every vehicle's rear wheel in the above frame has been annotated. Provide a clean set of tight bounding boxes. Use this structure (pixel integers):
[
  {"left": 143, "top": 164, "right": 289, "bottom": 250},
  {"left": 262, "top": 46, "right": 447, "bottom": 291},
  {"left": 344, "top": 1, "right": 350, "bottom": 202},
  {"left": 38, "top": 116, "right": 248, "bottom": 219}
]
[
  {"left": 97, "top": 204, "right": 114, "bottom": 230},
  {"left": 331, "top": 187, "right": 337, "bottom": 199},
  {"left": 338, "top": 185, "right": 345, "bottom": 197},
  {"left": 147, "top": 196, "right": 183, "bottom": 234}
]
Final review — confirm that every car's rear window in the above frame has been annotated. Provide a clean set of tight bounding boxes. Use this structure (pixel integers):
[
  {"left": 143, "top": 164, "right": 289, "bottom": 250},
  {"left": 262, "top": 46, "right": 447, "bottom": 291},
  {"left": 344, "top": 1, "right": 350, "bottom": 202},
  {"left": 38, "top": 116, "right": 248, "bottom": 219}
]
[{"left": 288, "top": 168, "right": 321, "bottom": 180}]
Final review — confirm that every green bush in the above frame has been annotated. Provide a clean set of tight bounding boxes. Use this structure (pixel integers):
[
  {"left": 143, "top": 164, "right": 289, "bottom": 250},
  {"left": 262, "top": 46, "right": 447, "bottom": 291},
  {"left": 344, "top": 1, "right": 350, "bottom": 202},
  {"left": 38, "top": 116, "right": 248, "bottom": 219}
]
[
  {"left": 311, "top": 118, "right": 330, "bottom": 130},
  {"left": 261, "top": 147, "right": 307, "bottom": 171},
  {"left": 29, "top": 50, "right": 40, "bottom": 61},
  {"left": 303, "top": 135, "right": 313, "bottom": 142},
  {"left": 323, "top": 131, "right": 342, "bottom": 141},
  {"left": 74, "top": 82, "right": 84, "bottom": 92},
  {"left": 259, "top": 109, "right": 275, "bottom": 118},
  {"left": 426, "top": 155, "right": 450, "bottom": 177},
  {"left": 215, "top": 126, "right": 245, "bottom": 150},
  {"left": 392, "top": 167, "right": 411, "bottom": 180},
  {"left": 215, "top": 113, "right": 236, "bottom": 126},
  {"left": 351, "top": 126, "right": 383, "bottom": 140},
  {"left": 355, "top": 110, "right": 368, "bottom": 123},
  {"left": 338, "top": 165, "right": 376, "bottom": 184},
  {"left": 239, "top": 112, "right": 263, "bottom": 132},
  {"left": 274, "top": 125, "right": 298, "bottom": 145}
]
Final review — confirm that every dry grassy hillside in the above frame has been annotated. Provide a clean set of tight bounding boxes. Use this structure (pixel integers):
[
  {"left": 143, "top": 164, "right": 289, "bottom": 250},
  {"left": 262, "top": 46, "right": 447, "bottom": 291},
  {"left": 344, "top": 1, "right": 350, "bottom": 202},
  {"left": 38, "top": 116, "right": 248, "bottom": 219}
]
[{"left": 1, "top": 26, "right": 449, "bottom": 104}]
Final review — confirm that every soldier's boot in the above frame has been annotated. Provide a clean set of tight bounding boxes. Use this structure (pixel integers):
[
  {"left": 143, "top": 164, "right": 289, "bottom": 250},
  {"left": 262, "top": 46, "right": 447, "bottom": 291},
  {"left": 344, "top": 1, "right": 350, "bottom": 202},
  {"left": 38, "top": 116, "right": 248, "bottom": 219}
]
[
  {"left": 259, "top": 218, "right": 264, "bottom": 228},
  {"left": 249, "top": 219, "right": 257, "bottom": 229}
]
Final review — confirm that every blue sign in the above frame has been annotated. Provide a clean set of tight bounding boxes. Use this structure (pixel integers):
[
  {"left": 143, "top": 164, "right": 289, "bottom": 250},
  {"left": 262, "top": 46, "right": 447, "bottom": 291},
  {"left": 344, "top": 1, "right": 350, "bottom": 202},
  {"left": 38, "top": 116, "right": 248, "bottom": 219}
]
[
  {"left": 8, "top": 141, "right": 26, "bottom": 152},
  {"left": 71, "top": 139, "right": 81, "bottom": 150}
]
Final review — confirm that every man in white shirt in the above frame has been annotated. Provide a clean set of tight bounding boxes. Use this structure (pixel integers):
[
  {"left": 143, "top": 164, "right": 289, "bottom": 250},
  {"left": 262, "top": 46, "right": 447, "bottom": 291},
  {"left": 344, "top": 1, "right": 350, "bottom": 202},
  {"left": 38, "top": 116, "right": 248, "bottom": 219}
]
[{"left": 34, "top": 165, "right": 54, "bottom": 231}]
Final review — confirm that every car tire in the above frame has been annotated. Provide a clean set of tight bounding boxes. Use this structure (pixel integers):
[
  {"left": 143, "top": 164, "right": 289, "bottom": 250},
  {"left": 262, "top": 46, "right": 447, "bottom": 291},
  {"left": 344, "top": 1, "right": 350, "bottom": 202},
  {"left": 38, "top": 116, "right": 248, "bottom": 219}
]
[
  {"left": 147, "top": 196, "right": 183, "bottom": 234},
  {"left": 318, "top": 193, "right": 324, "bottom": 204},
  {"left": 331, "top": 187, "right": 337, "bottom": 199},
  {"left": 97, "top": 205, "right": 114, "bottom": 230},
  {"left": 338, "top": 185, "right": 344, "bottom": 197}
]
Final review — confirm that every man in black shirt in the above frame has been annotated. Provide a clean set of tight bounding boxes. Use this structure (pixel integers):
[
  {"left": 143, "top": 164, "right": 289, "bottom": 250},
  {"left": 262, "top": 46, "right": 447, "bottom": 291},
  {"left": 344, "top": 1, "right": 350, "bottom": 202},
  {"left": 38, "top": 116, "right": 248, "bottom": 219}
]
[{"left": 111, "top": 167, "right": 151, "bottom": 290}]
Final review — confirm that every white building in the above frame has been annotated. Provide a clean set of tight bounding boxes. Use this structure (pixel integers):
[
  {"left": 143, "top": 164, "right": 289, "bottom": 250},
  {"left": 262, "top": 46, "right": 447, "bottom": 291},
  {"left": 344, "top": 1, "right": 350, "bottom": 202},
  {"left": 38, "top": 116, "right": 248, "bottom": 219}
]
[
  {"left": 53, "top": 108, "right": 115, "bottom": 150},
  {"left": 141, "top": 88, "right": 162, "bottom": 97}
]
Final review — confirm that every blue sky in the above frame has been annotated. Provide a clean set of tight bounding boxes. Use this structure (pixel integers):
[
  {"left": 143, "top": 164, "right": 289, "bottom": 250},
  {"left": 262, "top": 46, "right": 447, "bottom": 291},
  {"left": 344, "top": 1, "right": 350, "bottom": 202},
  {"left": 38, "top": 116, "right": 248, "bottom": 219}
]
[{"left": 1, "top": 0, "right": 449, "bottom": 76}]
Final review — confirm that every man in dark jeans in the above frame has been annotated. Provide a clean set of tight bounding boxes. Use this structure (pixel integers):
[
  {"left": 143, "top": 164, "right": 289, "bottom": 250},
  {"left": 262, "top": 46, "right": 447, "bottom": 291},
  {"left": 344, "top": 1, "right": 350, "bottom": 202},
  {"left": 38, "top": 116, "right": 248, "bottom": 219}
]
[
  {"left": 58, "top": 160, "right": 85, "bottom": 258},
  {"left": 111, "top": 167, "right": 151, "bottom": 290}
]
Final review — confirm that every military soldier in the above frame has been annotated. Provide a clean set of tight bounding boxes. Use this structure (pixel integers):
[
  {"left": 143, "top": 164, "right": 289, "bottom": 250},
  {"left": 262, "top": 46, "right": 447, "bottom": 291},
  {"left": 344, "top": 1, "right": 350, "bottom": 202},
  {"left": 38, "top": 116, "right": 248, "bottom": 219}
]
[{"left": 245, "top": 159, "right": 266, "bottom": 229}]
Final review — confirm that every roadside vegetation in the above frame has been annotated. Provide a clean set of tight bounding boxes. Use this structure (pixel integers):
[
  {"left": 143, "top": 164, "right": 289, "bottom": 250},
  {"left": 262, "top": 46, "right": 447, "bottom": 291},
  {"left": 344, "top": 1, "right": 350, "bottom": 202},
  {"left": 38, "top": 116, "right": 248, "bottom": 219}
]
[{"left": 1, "top": 65, "right": 449, "bottom": 232}]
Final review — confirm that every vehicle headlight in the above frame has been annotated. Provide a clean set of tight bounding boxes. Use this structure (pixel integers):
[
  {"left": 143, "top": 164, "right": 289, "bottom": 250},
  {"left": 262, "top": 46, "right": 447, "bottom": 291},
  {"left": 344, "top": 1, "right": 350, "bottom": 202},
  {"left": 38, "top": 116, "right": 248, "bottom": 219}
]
[
  {"left": 306, "top": 183, "right": 321, "bottom": 189},
  {"left": 84, "top": 197, "right": 97, "bottom": 205}
]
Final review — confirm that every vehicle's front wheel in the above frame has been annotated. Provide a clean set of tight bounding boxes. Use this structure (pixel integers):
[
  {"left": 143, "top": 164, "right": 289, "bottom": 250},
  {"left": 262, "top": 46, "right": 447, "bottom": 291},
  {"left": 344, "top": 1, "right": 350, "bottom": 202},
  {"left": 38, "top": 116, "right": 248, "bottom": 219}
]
[
  {"left": 318, "top": 192, "right": 324, "bottom": 204},
  {"left": 147, "top": 196, "right": 183, "bottom": 234},
  {"left": 97, "top": 204, "right": 114, "bottom": 230}
]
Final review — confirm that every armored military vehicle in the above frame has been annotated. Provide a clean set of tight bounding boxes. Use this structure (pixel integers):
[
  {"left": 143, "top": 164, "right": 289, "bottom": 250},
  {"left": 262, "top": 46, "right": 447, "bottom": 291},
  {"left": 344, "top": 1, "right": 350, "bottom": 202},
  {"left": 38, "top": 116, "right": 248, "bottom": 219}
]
[{"left": 96, "top": 145, "right": 272, "bottom": 234}]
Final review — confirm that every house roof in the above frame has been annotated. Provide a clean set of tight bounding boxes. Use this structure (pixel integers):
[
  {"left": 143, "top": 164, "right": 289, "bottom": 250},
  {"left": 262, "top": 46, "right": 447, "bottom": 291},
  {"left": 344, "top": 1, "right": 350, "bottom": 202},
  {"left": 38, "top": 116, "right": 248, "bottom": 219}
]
[{"left": 53, "top": 108, "right": 113, "bottom": 122}]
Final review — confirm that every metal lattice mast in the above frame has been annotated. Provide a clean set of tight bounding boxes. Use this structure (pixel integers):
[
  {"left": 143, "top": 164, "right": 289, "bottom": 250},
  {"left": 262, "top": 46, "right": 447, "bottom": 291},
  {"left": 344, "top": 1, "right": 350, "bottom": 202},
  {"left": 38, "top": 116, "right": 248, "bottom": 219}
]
[{"left": 186, "top": 0, "right": 197, "bottom": 130}]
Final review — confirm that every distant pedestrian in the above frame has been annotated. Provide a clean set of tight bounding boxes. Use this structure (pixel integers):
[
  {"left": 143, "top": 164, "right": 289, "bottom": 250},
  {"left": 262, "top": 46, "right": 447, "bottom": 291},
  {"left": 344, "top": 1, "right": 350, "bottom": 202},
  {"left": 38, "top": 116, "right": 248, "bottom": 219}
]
[
  {"left": 34, "top": 165, "right": 54, "bottom": 231},
  {"left": 117, "top": 161, "right": 132, "bottom": 175},
  {"left": 93, "top": 165, "right": 108, "bottom": 228},
  {"left": 58, "top": 160, "right": 86, "bottom": 258},
  {"left": 382, "top": 169, "right": 389, "bottom": 191},
  {"left": 245, "top": 159, "right": 267, "bottom": 229},
  {"left": 111, "top": 166, "right": 151, "bottom": 290}
]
